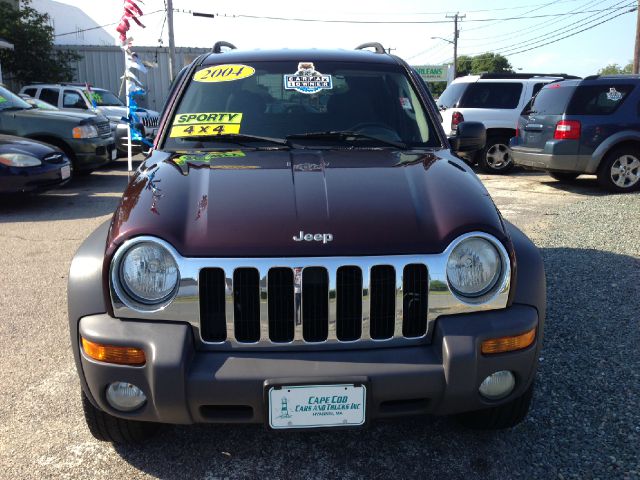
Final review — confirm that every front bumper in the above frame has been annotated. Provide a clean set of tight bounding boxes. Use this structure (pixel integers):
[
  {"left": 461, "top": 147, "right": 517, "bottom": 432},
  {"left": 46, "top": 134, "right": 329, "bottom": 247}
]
[
  {"left": 0, "top": 162, "right": 71, "bottom": 193},
  {"left": 78, "top": 304, "right": 541, "bottom": 426},
  {"left": 68, "top": 137, "right": 115, "bottom": 171}
]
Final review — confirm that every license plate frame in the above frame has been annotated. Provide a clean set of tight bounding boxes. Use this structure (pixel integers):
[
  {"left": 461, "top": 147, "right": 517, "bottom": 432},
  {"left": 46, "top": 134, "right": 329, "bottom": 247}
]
[
  {"left": 110, "top": 147, "right": 117, "bottom": 161},
  {"left": 266, "top": 381, "right": 367, "bottom": 430},
  {"left": 60, "top": 165, "right": 71, "bottom": 180}
]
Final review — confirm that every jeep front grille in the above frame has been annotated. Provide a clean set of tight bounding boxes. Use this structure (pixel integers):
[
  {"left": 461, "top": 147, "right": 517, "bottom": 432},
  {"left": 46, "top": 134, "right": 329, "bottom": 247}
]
[
  {"left": 199, "top": 262, "right": 430, "bottom": 346},
  {"left": 110, "top": 234, "right": 512, "bottom": 351}
]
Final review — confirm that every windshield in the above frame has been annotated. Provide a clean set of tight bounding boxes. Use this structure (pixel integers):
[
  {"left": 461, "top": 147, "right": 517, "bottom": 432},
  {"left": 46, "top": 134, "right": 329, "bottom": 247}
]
[
  {"left": 164, "top": 60, "right": 437, "bottom": 149},
  {"left": 85, "top": 89, "right": 124, "bottom": 107},
  {"left": 0, "top": 86, "right": 32, "bottom": 110}
]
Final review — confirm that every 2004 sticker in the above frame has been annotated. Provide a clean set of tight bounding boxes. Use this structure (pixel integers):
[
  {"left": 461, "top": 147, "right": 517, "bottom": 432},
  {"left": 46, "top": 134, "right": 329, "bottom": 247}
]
[
  {"left": 194, "top": 64, "right": 255, "bottom": 83},
  {"left": 170, "top": 112, "right": 242, "bottom": 138}
]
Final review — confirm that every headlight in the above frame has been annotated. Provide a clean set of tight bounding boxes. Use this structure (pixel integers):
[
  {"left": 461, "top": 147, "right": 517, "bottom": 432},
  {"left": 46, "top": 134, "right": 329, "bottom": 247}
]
[
  {"left": 0, "top": 153, "right": 42, "bottom": 167},
  {"left": 118, "top": 241, "right": 179, "bottom": 305},
  {"left": 72, "top": 124, "right": 98, "bottom": 139},
  {"left": 446, "top": 236, "right": 503, "bottom": 298}
]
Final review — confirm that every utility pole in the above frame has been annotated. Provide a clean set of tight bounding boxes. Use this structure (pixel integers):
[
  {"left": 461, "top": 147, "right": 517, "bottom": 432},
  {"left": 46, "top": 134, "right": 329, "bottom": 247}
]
[
  {"left": 166, "top": 0, "right": 177, "bottom": 80},
  {"left": 634, "top": 0, "right": 640, "bottom": 74},
  {"left": 445, "top": 12, "right": 465, "bottom": 78}
]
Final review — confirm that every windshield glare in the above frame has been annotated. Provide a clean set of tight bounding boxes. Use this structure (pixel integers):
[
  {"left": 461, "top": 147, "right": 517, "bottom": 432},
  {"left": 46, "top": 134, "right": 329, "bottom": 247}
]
[
  {"left": 164, "top": 60, "right": 437, "bottom": 149},
  {"left": 85, "top": 90, "right": 124, "bottom": 107},
  {"left": 0, "top": 86, "right": 32, "bottom": 110}
]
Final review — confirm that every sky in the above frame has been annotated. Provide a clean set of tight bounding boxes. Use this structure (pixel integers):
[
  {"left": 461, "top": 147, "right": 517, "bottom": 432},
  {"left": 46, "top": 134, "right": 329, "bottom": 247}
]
[{"left": 40, "top": 0, "right": 637, "bottom": 77}]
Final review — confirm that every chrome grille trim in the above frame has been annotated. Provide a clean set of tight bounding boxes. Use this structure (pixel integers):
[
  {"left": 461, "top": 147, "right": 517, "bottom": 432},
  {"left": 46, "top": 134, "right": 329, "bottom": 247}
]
[
  {"left": 141, "top": 115, "right": 160, "bottom": 128},
  {"left": 110, "top": 232, "right": 512, "bottom": 351},
  {"left": 96, "top": 121, "right": 111, "bottom": 138}
]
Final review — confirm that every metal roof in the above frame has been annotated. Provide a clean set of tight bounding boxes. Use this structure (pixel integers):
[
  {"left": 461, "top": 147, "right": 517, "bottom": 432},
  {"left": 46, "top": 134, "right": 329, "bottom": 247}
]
[{"left": 200, "top": 48, "right": 398, "bottom": 66}]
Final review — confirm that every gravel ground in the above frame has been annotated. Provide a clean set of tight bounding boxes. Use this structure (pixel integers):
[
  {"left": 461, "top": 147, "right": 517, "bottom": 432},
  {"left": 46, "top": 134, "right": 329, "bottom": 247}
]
[{"left": 0, "top": 165, "right": 638, "bottom": 479}]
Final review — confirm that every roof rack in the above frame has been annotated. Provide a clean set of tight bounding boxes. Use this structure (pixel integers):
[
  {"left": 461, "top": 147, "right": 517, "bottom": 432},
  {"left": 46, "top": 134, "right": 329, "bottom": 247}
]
[
  {"left": 479, "top": 73, "right": 580, "bottom": 80},
  {"left": 212, "top": 41, "right": 237, "bottom": 54},
  {"left": 355, "top": 42, "right": 386, "bottom": 54}
]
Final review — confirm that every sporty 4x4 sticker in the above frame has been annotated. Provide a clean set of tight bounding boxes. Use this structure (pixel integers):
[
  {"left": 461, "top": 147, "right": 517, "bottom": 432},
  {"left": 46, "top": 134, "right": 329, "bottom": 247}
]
[
  {"left": 170, "top": 112, "right": 243, "bottom": 137},
  {"left": 284, "top": 62, "right": 333, "bottom": 94}
]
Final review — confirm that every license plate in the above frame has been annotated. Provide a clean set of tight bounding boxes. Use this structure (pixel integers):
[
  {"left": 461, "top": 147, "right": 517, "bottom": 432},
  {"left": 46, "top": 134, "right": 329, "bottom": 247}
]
[
  {"left": 110, "top": 148, "right": 117, "bottom": 160},
  {"left": 268, "top": 384, "right": 366, "bottom": 429},
  {"left": 60, "top": 165, "right": 71, "bottom": 180}
]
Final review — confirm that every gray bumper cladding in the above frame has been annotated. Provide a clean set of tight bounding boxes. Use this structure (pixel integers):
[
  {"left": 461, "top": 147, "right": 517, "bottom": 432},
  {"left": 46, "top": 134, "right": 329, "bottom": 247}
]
[{"left": 78, "top": 304, "right": 540, "bottom": 425}]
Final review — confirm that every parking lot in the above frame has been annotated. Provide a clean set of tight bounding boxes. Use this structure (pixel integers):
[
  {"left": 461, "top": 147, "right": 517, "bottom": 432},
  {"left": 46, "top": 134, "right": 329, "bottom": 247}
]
[{"left": 0, "top": 161, "right": 638, "bottom": 479}]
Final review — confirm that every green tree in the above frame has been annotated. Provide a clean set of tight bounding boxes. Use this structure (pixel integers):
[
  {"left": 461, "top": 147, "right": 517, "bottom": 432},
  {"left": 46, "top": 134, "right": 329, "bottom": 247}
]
[
  {"left": 455, "top": 53, "right": 513, "bottom": 77},
  {"left": 597, "top": 62, "right": 633, "bottom": 75},
  {"left": 0, "top": 0, "right": 79, "bottom": 86}
]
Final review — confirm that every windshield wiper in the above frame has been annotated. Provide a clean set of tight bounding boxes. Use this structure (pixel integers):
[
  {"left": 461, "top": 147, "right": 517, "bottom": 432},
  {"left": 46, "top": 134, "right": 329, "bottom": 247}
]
[
  {"left": 286, "top": 131, "right": 407, "bottom": 149},
  {"left": 177, "top": 133, "right": 289, "bottom": 147}
]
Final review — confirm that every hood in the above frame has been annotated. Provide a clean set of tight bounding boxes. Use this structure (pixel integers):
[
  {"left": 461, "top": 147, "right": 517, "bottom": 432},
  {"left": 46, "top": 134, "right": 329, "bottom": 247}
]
[
  {"left": 108, "top": 149, "right": 506, "bottom": 257},
  {"left": 17, "top": 107, "right": 103, "bottom": 123},
  {"left": 0, "top": 134, "right": 58, "bottom": 156},
  {"left": 98, "top": 106, "right": 159, "bottom": 119}
]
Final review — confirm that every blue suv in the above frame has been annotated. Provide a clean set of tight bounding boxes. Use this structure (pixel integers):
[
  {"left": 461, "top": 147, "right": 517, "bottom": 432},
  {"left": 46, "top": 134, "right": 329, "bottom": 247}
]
[{"left": 510, "top": 75, "right": 640, "bottom": 192}]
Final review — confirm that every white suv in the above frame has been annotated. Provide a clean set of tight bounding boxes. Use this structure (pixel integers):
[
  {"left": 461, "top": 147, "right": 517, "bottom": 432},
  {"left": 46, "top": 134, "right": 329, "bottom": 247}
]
[{"left": 437, "top": 74, "right": 578, "bottom": 173}]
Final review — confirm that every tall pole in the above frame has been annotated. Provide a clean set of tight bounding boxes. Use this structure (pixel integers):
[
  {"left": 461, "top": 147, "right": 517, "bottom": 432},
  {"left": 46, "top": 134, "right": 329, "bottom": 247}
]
[
  {"left": 166, "top": 0, "right": 177, "bottom": 80},
  {"left": 634, "top": 0, "right": 640, "bottom": 74},
  {"left": 446, "top": 12, "right": 465, "bottom": 78}
]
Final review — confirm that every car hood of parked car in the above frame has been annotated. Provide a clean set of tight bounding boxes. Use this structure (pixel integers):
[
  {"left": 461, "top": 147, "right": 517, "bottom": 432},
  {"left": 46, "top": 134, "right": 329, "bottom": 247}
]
[
  {"left": 97, "top": 106, "right": 159, "bottom": 119},
  {"left": 9, "top": 107, "right": 106, "bottom": 123},
  {"left": 0, "top": 134, "right": 60, "bottom": 156},
  {"left": 107, "top": 148, "right": 507, "bottom": 257}
]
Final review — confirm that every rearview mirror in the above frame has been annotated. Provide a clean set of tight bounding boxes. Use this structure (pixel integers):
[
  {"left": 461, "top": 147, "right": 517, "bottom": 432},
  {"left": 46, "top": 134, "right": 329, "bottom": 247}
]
[{"left": 448, "top": 121, "right": 486, "bottom": 153}]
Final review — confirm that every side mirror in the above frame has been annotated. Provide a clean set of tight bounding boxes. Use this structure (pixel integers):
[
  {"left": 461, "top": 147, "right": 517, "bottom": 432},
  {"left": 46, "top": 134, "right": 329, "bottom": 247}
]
[{"left": 448, "top": 121, "right": 486, "bottom": 153}]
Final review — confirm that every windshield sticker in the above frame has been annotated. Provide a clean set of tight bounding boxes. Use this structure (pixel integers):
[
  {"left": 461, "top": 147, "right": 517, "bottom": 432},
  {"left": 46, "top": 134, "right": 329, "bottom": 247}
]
[
  {"left": 0, "top": 96, "right": 7, "bottom": 104},
  {"left": 169, "top": 151, "right": 249, "bottom": 174},
  {"left": 399, "top": 97, "right": 413, "bottom": 110},
  {"left": 170, "top": 112, "right": 243, "bottom": 138},
  {"left": 606, "top": 87, "right": 623, "bottom": 102},
  {"left": 193, "top": 64, "right": 255, "bottom": 83},
  {"left": 284, "top": 62, "right": 333, "bottom": 94}
]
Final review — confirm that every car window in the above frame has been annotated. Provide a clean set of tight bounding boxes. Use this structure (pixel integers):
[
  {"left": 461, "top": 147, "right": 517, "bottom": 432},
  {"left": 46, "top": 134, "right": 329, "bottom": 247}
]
[
  {"left": 528, "top": 84, "right": 575, "bottom": 115},
  {"left": 85, "top": 89, "right": 124, "bottom": 107},
  {"left": 23, "top": 88, "right": 37, "bottom": 97},
  {"left": 40, "top": 88, "right": 60, "bottom": 106},
  {"left": 164, "top": 60, "right": 438, "bottom": 148},
  {"left": 566, "top": 84, "right": 635, "bottom": 115},
  {"left": 459, "top": 83, "right": 523, "bottom": 109},
  {"left": 0, "top": 86, "right": 32, "bottom": 110},
  {"left": 63, "top": 90, "right": 88, "bottom": 109},
  {"left": 436, "top": 82, "right": 467, "bottom": 109},
  {"left": 531, "top": 83, "right": 545, "bottom": 98}
]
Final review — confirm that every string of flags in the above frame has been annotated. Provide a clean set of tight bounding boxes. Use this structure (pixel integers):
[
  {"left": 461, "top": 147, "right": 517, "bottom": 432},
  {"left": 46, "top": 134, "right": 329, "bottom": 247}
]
[{"left": 117, "top": 0, "right": 156, "bottom": 162}]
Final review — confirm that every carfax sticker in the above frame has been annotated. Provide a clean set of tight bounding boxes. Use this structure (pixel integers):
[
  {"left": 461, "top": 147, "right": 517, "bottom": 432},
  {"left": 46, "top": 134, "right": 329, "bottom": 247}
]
[
  {"left": 170, "top": 112, "right": 242, "bottom": 138},
  {"left": 606, "top": 87, "right": 623, "bottom": 102},
  {"left": 284, "top": 62, "right": 333, "bottom": 94},
  {"left": 193, "top": 64, "right": 255, "bottom": 83}
]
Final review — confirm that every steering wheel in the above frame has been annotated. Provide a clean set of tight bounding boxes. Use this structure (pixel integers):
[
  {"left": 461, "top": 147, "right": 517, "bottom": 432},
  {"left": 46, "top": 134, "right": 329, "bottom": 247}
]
[{"left": 347, "top": 122, "right": 402, "bottom": 141}]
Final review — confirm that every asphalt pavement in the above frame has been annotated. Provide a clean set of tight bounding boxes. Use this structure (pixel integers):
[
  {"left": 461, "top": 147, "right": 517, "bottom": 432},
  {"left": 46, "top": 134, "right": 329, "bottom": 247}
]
[{"left": 0, "top": 161, "right": 638, "bottom": 479}]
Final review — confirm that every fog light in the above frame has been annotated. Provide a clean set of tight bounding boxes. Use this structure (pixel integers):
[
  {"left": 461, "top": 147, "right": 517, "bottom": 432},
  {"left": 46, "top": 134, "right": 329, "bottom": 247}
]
[
  {"left": 106, "top": 382, "right": 147, "bottom": 412},
  {"left": 479, "top": 371, "right": 515, "bottom": 400}
]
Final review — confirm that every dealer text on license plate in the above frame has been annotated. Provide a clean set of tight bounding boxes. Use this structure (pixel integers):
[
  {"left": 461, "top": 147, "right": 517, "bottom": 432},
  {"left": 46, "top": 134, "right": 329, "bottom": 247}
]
[{"left": 268, "top": 384, "right": 366, "bottom": 429}]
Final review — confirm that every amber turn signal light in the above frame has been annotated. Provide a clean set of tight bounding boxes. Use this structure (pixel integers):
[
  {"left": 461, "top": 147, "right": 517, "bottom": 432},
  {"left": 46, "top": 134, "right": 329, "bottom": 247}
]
[
  {"left": 481, "top": 328, "right": 536, "bottom": 355},
  {"left": 81, "top": 338, "right": 146, "bottom": 366}
]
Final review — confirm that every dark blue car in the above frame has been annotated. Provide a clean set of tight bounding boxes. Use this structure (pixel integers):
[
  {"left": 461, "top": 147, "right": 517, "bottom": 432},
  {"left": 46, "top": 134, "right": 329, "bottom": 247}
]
[
  {"left": 510, "top": 75, "right": 640, "bottom": 192},
  {"left": 0, "top": 134, "right": 72, "bottom": 194}
]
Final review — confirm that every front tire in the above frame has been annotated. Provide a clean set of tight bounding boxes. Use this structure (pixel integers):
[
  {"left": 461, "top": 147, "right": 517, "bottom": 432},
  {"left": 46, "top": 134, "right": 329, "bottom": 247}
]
[
  {"left": 478, "top": 136, "right": 515, "bottom": 174},
  {"left": 456, "top": 381, "right": 534, "bottom": 430},
  {"left": 597, "top": 146, "right": 640, "bottom": 192},
  {"left": 81, "top": 390, "right": 159, "bottom": 444}
]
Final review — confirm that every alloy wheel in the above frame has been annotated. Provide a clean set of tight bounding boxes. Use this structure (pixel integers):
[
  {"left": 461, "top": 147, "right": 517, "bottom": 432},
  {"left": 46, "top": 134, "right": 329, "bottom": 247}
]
[
  {"left": 610, "top": 154, "right": 640, "bottom": 189},
  {"left": 486, "top": 143, "right": 513, "bottom": 170}
]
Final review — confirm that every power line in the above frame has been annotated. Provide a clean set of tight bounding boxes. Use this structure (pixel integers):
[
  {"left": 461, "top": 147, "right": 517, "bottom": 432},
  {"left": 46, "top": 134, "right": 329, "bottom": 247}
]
[
  {"left": 462, "top": 0, "right": 632, "bottom": 56},
  {"left": 177, "top": 6, "right": 638, "bottom": 25},
  {"left": 54, "top": 9, "right": 165, "bottom": 37},
  {"left": 502, "top": 7, "right": 635, "bottom": 56},
  {"left": 461, "top": 0, "right": 568, "bottom": 34},
  {"left": 495, "top": 2, "right": 635, "bottom": 56},
  {"left": 463, "top": 0, "right": 603, "bottom": 39}
]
